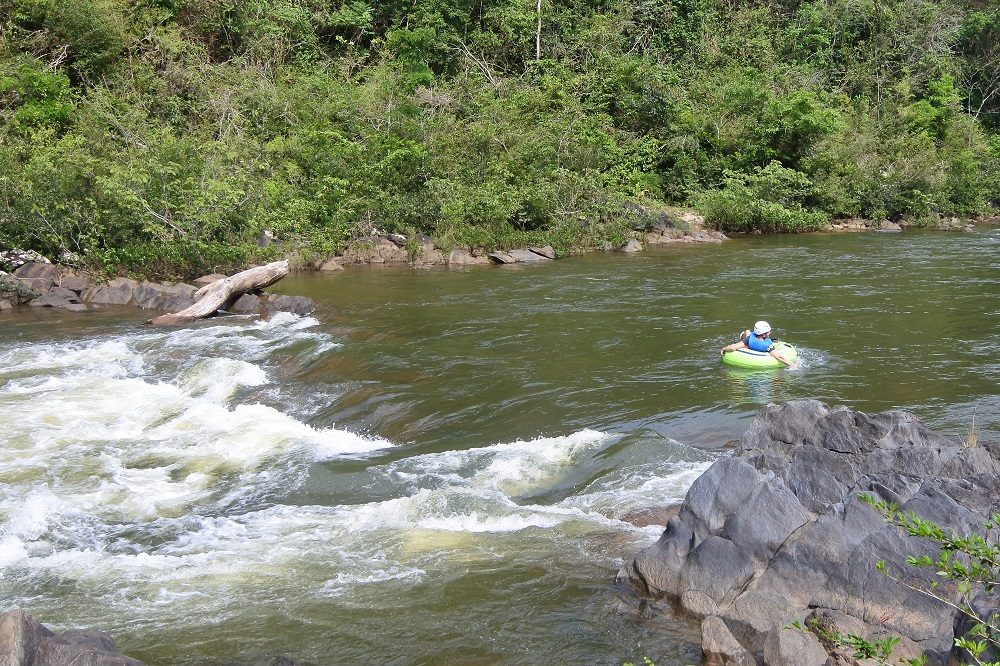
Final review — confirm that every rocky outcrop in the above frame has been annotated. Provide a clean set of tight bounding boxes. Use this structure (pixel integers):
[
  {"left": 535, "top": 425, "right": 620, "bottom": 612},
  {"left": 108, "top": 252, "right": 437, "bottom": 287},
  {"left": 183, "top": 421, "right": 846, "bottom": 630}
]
[
  {"left": 2, "top": 261, "right": 315, "bottom": 319},
  {"left": 486, "top": 246, "right": 556, "bottom": 264},
  {"left": 830, "top": 216, "right": 977, "bottom": 232},
  {"left": 317, "top": 215, "right": 727, "bottom": 270},
  {"left": 618, "top": 400, "right": 999, "bottom": 665},
  {"left": 0, "top": 608, "right": 142, "bottom": 665}
]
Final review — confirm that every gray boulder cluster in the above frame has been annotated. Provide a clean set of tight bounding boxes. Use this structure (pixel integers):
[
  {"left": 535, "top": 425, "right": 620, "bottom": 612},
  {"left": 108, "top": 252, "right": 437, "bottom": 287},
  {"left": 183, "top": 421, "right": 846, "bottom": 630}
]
[
  {"left": 1, "top": 261, "right": 314, "bottom": 318},
  {"left": 315, "top": 222, "right": 727, "bottom": 271},
  {"left": 619, "top": 400, "right": 999, "bottom": 665},
  {"left": 316, "top": 235, "right": 562, "bottom": 269}
]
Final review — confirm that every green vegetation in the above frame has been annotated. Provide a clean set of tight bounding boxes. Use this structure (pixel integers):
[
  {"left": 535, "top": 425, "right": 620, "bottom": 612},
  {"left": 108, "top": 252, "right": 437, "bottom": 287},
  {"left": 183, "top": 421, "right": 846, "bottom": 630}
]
[
  {"left": 2, "top": 0, "right": 999, "bottom": 276},
  {"left": 852, "top": 494, "right": 999, "bottom": 666}
]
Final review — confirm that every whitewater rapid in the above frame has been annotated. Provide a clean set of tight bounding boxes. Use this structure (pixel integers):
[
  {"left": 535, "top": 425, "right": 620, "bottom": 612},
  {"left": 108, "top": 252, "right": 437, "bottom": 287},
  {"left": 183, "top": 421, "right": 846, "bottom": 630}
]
[{"left": 0, "top": 312, "right": 713, "bottom": 654}]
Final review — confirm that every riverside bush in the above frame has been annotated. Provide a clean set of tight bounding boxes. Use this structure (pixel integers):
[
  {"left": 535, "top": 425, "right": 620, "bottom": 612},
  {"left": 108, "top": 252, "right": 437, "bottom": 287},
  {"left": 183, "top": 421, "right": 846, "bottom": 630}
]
[{"left": 696, "top": 162, "right": 829, "bottom": 233}]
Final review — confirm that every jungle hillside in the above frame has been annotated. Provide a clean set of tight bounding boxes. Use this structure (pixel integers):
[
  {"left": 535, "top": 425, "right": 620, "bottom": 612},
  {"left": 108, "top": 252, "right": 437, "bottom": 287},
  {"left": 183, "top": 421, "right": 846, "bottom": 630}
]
[{"left": 2, "top": 0, "right": 999, "bottom": 277}]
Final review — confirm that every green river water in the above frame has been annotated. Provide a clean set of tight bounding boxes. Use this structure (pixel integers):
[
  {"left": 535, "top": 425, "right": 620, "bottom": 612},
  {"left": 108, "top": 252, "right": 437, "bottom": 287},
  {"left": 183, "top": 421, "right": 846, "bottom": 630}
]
[{"left": 0, "top": 228, "right": 997, "bottom": 664}]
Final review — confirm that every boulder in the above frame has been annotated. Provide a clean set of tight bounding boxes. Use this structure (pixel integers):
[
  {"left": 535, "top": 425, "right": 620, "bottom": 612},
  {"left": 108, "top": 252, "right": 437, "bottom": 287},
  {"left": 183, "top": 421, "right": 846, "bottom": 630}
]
[
  {"left": 528, "top": 245, "right": 556, "bottom": 259},
  {"left": 57, "top": 274, "right": 92, "bottom": 293},
  {"left": 702, "top": 615, "right": 755, "bottom": 666},
  {"left": 1, "top": 275, "right": 40, "bottom": 305},
  {"left": 131, "top": 282, "right": 198, "bottom": 311},
  {"left": 13, "top": 261, "right": 61, "bottom": 284},
  {"left": 227, "top": 293, "right": 261, "bottom": 314},
  {"left": 343, "top": 238, "right": 410, "bottom": 263},
  {"left": 14, "top": 276, "right": 52, "bottom": 294},
  {"left": 619, "top": 400, "right": 1000, "bottom": 665},
  {"left": 318, "top": 258, "right": 345, "bottom": 271},
  {"left": 762, "top": 625, "right": 828, "bottom": 666},
  {"left": 261, "top": 294, "right": 315, "bottom": 317},
  {"left": 0, "top": 249, "right": 51, "bottom": 272},
  {"left": 82, "top": 278, "right": 140, "bottom": 306},
  {"left": 488, "top": 251, "right": 517, "bottom": 264},
  {"left": 192, "top": 273, "right": 227, "bottom": 288},
  {"left": 0, "top": 608, "right": 142, "bottom": 665},
  {"left": 508, "top": 248, "right": 549, "bottom": 262},
  {"left": 415, "top": 247, "right": 446, "bottom": 265},
  {"left": 29, "top": 287, "right": 85, "bottom": 310},
  {"left": 621, "top": 239, "right": 644, "bottom": 253},
  {"left": 447, "top": 248, "right": 491, "bottom": 266}
]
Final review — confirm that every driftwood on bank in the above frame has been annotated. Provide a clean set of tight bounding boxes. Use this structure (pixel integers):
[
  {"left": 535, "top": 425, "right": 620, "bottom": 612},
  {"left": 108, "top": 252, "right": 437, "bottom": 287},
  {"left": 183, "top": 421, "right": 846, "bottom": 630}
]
[{"left": 146, "top": 260, "right": 289, "bottom": 325}]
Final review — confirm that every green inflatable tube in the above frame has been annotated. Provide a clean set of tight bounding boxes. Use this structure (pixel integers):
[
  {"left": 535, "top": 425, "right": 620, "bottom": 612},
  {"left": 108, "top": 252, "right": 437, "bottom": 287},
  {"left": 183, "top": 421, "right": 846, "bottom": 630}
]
[{"left": 721, "top": 341, "right": 797, "bottom": 369}]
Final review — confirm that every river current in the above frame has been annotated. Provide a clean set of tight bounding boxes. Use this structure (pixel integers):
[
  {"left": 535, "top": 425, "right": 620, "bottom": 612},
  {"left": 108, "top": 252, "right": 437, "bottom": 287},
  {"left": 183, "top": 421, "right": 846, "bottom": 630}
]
[{"left": 0, "top": 229, "right": 998, "bottom": 664}]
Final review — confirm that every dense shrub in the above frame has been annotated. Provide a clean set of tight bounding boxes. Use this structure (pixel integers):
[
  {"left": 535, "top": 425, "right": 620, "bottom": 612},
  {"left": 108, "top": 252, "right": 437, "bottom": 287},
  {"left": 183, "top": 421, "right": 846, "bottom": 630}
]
[{"left": 696, "top": 162, "right": 829, "bottom": 233}]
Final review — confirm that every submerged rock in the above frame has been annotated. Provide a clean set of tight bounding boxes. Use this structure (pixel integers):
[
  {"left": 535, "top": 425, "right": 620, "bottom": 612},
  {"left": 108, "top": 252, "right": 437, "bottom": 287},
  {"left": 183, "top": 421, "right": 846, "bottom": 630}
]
[{"left": 618, "top": 400, "right": 999, "bottom": 665}]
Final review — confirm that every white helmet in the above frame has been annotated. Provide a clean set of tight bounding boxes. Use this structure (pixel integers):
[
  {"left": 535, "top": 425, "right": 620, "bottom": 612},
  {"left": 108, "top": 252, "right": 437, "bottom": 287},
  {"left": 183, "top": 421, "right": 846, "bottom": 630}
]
[{"left": 752, "top": 321, "right": 771, "bottom": 336}]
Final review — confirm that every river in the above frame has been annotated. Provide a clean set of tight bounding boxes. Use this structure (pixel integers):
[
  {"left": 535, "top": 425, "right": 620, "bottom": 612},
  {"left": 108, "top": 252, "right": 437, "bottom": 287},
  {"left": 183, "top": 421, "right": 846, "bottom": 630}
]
[{"left": 0, "top": 228, "right": 997, "bottom": 664}]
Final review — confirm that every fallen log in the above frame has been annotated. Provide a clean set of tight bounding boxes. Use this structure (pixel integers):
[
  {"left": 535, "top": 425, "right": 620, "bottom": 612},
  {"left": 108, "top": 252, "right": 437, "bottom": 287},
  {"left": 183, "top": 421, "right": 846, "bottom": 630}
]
[{"left": 146, "top": 260, "right": 289, "bottom": 325}]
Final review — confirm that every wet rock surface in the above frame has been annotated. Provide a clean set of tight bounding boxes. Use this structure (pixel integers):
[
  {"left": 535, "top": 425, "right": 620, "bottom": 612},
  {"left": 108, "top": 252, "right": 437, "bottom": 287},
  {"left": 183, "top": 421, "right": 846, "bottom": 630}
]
[
  {"left": 0, "top": 608, "right": 142, "bottom": 666},
  {"left": 619, "top": 400, "right": 1000, "bottom": 665}
]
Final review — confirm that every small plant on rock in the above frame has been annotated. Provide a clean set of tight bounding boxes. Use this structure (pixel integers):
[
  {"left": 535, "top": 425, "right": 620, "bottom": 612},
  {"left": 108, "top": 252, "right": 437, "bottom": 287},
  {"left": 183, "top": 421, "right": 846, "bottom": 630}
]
[{"left": 860, "top": 494, "right": 1000, "bottom": 666}]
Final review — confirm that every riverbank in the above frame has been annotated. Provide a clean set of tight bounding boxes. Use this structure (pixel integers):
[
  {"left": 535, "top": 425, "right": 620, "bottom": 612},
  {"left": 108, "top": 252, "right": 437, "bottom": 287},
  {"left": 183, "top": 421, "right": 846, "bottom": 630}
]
[{"left": 1, "top": 209, "right": 990, "bottom": 316}]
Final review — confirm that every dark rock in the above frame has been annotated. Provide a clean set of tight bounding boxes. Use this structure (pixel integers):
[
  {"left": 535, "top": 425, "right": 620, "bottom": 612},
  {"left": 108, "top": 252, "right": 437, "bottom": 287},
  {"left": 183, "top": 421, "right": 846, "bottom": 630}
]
[
  {"left": 82, "top": 278, "right": 140, "bottom": 306},
  {"left": 1, "top": 275, "right": 41, "bottom": 305},
  {"left": 319, "top": 258, "right": 345, "bottom": 271},
  {"left": 762, "top": 625, "right": 828, "bottom": 666},
  {"left": 227, "top": 293, "right": 261, "bottom": 314},
  {"left": 702, "top": 615, "right": 755, "bottom": 666},
  {"left": 619, "top": 400, "right": 1000, "bottom": 665},
  {"left": 0, "top": 608, "right": 142, "bottom": 665},
  {"left": 13, "top": 261, "right": 61, "bottom": 283},
  {"left": 130, "top": 282, "right": 199, "bottom": 311},
  {"left": 261, "top": 294, "right": 315, "bottom": 317},
  {"left": 49, "top": 287, "right": 82, "bottom": 303},
  {"left": 29, "top": 291, "right": 86, "bottom": 310},
  {"left": 679, "top": 535, "right": 755, "bottom": 615},
  {"left": 58, "top": 274, "right": 92, "bottom": 293},
  {"left": 15, "top": 276, "right": 53, "bottom": 294}
]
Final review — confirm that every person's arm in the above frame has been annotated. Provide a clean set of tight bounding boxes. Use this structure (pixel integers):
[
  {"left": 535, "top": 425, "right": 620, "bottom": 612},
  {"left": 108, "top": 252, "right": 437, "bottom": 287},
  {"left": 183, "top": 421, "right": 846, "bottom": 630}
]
[
  {"left": 721, "top": 330, "right": 752, "bottom": 355},
  {"left": 769, "top": 348, "right": 796, "bottom": 368}
]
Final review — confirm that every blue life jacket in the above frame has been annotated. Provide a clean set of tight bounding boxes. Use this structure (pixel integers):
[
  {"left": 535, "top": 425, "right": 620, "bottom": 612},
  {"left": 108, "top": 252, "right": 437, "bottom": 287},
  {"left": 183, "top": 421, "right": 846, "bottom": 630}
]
[{"left": 745, "top": 333, "right": 774, "bottom": 352}]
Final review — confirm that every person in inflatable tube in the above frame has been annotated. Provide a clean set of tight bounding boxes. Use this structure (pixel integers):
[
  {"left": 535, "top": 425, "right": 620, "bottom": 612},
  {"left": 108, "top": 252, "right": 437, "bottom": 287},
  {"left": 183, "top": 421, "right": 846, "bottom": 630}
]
[{"left": 720, "top": 320, "right": 797, "bottom": 368}]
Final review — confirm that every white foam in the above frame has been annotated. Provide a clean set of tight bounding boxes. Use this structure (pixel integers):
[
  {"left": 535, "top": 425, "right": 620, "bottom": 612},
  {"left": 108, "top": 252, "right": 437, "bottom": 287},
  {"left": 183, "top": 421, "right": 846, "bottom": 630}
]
[
  {"left": 319, "top": 567, "right": 425, "bottom": 597},
  {"left": 177, "top": 358, "right": 269, "bottom": 402},
  {"left": 0, "top": 323, "right": 390, "bottom": 532}
]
